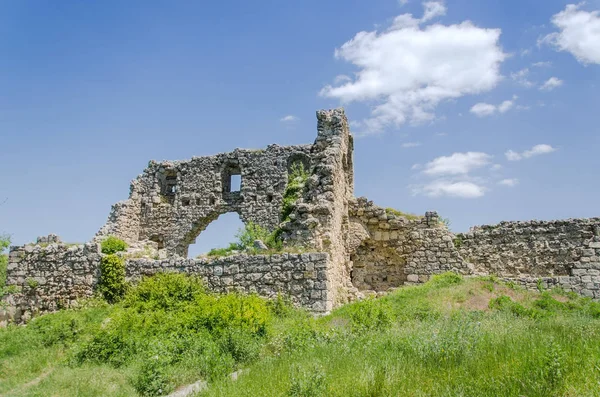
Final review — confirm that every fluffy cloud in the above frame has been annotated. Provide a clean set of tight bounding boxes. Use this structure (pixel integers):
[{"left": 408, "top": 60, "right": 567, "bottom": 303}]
[
  {"left": 422, "top": 152, "right": 492, "bottom": 176},
  {"left": 540, "top": 77, "right": 563, "bottom": 91},
  {"left": 280, "top": 115, "right": 298, "bottom": 122},
  {"left": 505, "top": 144, "right": 557, "bottom": 161},
  {"left": 498, "top": 178, "right": 519, "bottom": 187},
  {"left": 510, "top": 68, "right": 534, "bottom": 88},
  {"left": 320, "top": 1, "right": 506, "bottom": 134},
  {"left": 470, "top": 96, "right": 517, "bottom": 117},
  {"left": 413, "top": 180, "right": 486, "bottom": 198},
  {"left": 540, "top": 3, "right": 600, "bottom": 65}
]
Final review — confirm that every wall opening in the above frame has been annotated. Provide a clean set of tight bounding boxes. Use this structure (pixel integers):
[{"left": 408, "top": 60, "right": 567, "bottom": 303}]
[
  {"left": 187, "top": 212, "right": 245, "bottom": 258},
  {"left": 230, "top": 174, "right": 241, "bottom": 192}
]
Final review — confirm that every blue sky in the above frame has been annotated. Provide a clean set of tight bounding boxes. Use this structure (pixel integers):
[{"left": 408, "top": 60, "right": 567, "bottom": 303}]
[{"left": 1, "top": 0, "right": 599, "bottom": 256}]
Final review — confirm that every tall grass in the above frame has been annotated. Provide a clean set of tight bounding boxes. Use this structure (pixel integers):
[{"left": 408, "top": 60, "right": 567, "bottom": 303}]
[{"left": 1, "top": 272, "right": 600, "bottom": 396}]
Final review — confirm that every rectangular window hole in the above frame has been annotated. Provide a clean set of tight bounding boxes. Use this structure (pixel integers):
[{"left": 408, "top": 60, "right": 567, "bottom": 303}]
[
  {"left": 209, "top": 197, "right": 216, "bottom": 205},
  {"left": 182, "top": 198, "right": 190, "bottom": 207},
  {"left": 196, "top": 198, "right": 201, "bottom": 206},
  {"left": 267, "top": 194, "right": 273, "bottom": 203},
  {"left": 230, "top": 174, "right": 241, "bottom": 192}
]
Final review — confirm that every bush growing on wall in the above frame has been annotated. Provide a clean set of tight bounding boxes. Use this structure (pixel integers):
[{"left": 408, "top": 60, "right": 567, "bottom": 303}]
[
  {"left": 98, "top": 236, "right": 128, "bottom": 303},
  {"left": 0, "top": 234, "right": 10, "bottom": 288},
  {"left": 101, "top": 235, "right": 128, "bottom": 255}
]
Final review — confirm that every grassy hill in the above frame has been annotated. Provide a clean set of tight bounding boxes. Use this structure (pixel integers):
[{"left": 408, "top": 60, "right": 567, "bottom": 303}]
[{"left": 1, "top": 272, "right": 599, "bottom": 396}]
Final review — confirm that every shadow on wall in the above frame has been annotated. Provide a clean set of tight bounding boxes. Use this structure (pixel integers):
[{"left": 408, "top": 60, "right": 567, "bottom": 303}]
[{"left": 186, "top": 212, "right": 245, "bottom": 258}]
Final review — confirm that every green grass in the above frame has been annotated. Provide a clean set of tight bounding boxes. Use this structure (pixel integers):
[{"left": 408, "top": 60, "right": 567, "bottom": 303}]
[
  {"left": 384, "top": 207, "right": 423, "bottom": 221},
  {"left": 1, "top": 273, "right": 600, "bottom": 396}
]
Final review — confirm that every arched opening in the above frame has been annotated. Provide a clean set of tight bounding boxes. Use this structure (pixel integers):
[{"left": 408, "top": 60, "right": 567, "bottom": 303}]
[{"left": 186, "top": 212, "right": 245, "bottom": 258}]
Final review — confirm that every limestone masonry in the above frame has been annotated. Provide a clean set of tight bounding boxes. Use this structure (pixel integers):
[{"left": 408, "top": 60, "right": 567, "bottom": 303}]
[{"left": 2, "top": 108, "right": 599, "bottom": 324}]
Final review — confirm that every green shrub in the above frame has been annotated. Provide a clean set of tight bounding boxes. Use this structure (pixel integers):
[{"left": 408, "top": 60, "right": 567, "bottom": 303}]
[
  {"left": 101, "top": 236, "right": 128, "bottom": 255},
  {"left": 132, "top": 355, "right": 174, "bottom": 396},
  {"left": 124, "top": 272, "right": 205, "bottom": 311},
  {"left": 346, "top": 298, "right": 392, "bottom": 332},
  {"left": 0, "top": 234, "right": 10, "bottom": 288},
  {"left": 218, "top": 329, "right": 262, "bottom": 364},
  {"left": 98, "top": 254, "right": 127, "bottom": 303},
  {"left": 281, "top": 161, "right": 309, "bottom": 222},
  {"left": 428, "top": 272, "right": 463, "bottom": 288},
  {"left": 74, "top": 328, "right": 133, "bottom": 367},
  {"left": 288, "top": 363, "right": 327, "bottom": 397}
]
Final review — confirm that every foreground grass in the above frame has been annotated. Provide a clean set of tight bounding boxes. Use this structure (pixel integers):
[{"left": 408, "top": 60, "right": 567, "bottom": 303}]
[{"left": 1, "top": 273, "right": 600, "bottom": 396}]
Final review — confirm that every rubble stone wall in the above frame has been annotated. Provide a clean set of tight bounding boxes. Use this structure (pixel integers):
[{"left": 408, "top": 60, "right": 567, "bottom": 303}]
[
  {"left": 458, "top": 219, "right": 600, "bottom": 299},
  {"left": 1, "top": 240, "right": 332, "bottom": 325},
  {"left": 347, "top": 198, "right": 470, "bottom": 293},
  {"left": 127, "top": 252, "right": 332, "bottom": 313}
]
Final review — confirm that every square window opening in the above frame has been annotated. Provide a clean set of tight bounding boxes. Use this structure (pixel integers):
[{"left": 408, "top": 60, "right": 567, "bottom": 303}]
[{"left": 230, "top": 174, "right": 241, "bottom": 192}]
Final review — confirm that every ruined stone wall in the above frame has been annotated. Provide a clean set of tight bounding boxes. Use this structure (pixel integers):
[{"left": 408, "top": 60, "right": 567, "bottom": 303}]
[
  {"left": 127, "top": 252, "right": 332, "bottom": 312},
  {"left": 1, "top": 238, "right": 333, "bottom": 324},
  {"left": 347, "top": 198, "right": 470, "bottom": 293},
  {"left": 96, "top": 144, "right": 314, "bottom": 257},
  {"left": 1, "top": 242, "right": 101, "bottom": 325},
  {"left": 457, "top": 219, "right": 600, "bottom": 277},
  {"left": 281, "top": 109, "right": 354, "bottom": 305}
]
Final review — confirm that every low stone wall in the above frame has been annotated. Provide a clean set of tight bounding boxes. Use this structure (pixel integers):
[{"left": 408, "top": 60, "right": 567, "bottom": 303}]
[
  {"left": 347, "top": 198, "right": 470, "bottom": 293},
  {"left": 127, "top": 252, "right": 332, "bottom": 312},
  {"left": 1, "top": 240, "right": 333, "bottom": 325},
  {"left": 1, "top": 242, "right": 101, "bottom": 325},
  {"left": 458, "top": 218, "right": 600, "bottom": 277}
]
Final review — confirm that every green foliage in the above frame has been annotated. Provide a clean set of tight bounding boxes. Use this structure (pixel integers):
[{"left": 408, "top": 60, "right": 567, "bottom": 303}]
[
  {"left": 101, "top": 236, "right": 128, "bottom": 255},
  {"left": 427, "top": 272, "right": 463, "bottom": 288},
  {"left": 26, "top": 277, "right": 39, "bottom": 289},
  {"left": 132, "top": 355, "right": 174, "bottom": 396},
  {"left": 288, "top": 363, "right": 327, "bottom": 397},
  {"left": 205, "top": 222, "right": 289, "bottom": 257},
  {"left": 0, "top": 234, "right": 10, "bottom": 288},
  {"left": 98, "top": 254, "right": 127, "bottom": 303},
  {"left": 124, "top": 272, "right": 205, "bottom": 311},
  {"left": 453, "top": 234, "right": 464, "bottom": 249},
  {"left": 281, "top": 161, "right": 310, "bottom": 222},
  {"left": 439, "top": 217, "right": 451, "bottom": 228},
  {"left": 346, "top": 298, "right": 392, "bottom": 332},
  {"left": 384, "top": 207, "right": 422, "bottom": 220}
]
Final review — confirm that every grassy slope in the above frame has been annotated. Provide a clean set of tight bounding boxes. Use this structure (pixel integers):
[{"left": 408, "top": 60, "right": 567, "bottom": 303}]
[{"left": 1, "top": 274, "right": 599, "bottom": 397}]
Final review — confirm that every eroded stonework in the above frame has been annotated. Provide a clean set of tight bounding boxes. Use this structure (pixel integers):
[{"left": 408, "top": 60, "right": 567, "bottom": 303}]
[{"left": 3, "top": 108, "right": 600, "bottom": 325}]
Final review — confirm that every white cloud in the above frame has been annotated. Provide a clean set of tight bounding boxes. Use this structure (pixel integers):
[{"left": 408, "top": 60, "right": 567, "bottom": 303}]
[
  {"left": 540, "top": 77, "right": 563, "bottom": 91},
  {"left": 490, "top": 164, "right": 502, "bottom": 171},
  {"left": 470, "top": 103, "right": 496, "bottom": 117},
  {"left": 413, "top": 180, "right": 486, "bottom": 198},
  {"left": 511, "top": 68, "right": 534, "bottom": 88},
  {"left": 540, "top": 3, "right": 600, "bottom": 65},
  {"left": 532, "top": 61, "right": 552, "bottom": 67},
  {"left": 280, "top": 115, "right": 298, "bottom": 122},
  {"left": 402, "top": 142, "right": 422, "bottom": 148},
  {"left": 422, "top": 152, "right": 492, "bottom": 176},
  {"left": 498, "top": 178, "right": 519, "bottom": 187},
  {"left": 334, "top": 74, "right": 352, "bottom": 84},
  {"left": 470, "top": 96, "right": 517, "bottom": 117},
  {"left": 505, "top": 144, "right": 557, "bottom": 161},
  {"left": 422, "top": 1, "right": 447, "bottom": 22},
  {"left": 398, "top": 0, "right": 409, "bottom": 5},
  {"left": 319, "top": 2, "right": 506, "bottom": 134}
]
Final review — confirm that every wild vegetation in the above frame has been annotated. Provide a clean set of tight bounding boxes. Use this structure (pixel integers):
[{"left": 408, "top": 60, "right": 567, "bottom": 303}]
[
  {"left": 0, "top": 234, "right": 10, "bottom": 297},
  {"left": 1, "top": 272, "right": 599, "bottom": 396}
]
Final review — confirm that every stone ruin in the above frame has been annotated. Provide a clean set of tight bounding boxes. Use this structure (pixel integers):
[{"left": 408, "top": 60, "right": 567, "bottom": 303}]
[{"left": 3, "top": 108, "right": 600, "bottom": 324}]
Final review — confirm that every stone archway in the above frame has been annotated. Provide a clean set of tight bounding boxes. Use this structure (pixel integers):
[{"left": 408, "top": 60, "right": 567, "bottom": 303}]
[{"left": 176, "top": 210, "right": 244, "bottom": 257}]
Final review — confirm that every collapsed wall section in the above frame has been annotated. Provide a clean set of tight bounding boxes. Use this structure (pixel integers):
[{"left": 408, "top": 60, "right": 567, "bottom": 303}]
[{"left": 348, "top": 197, "right": 471, "bottom": 293}]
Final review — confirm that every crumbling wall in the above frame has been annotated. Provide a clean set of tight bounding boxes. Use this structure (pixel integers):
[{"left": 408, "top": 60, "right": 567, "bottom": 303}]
[
  {"left": 457, "top": 219, "right": 600, "bottom": 277},
  {"left": 1, "top": 240, "right": 101, "bottom": 325},
  {"left": 1, "top": 236, "right": 333, "bottom": 325},
  {"left": 348, "top": 198, "right": 470, "bottom": 293},
  {"left": 96, "top": 144, "right": 314, "bottom": 257},
  {"left": 281, "top": 108, "right": 354, "bottom": 305},
  {"left": 127, "top": 252, "right": 332, "bottom": 312}
]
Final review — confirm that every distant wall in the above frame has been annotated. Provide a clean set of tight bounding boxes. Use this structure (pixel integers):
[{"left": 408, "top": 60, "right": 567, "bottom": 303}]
[
  {"left": 458, "top": 219, "right": 600, "bottom": 277},
  {"left": 1, "top": 239, "right": 333, "bottom": 325}
]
